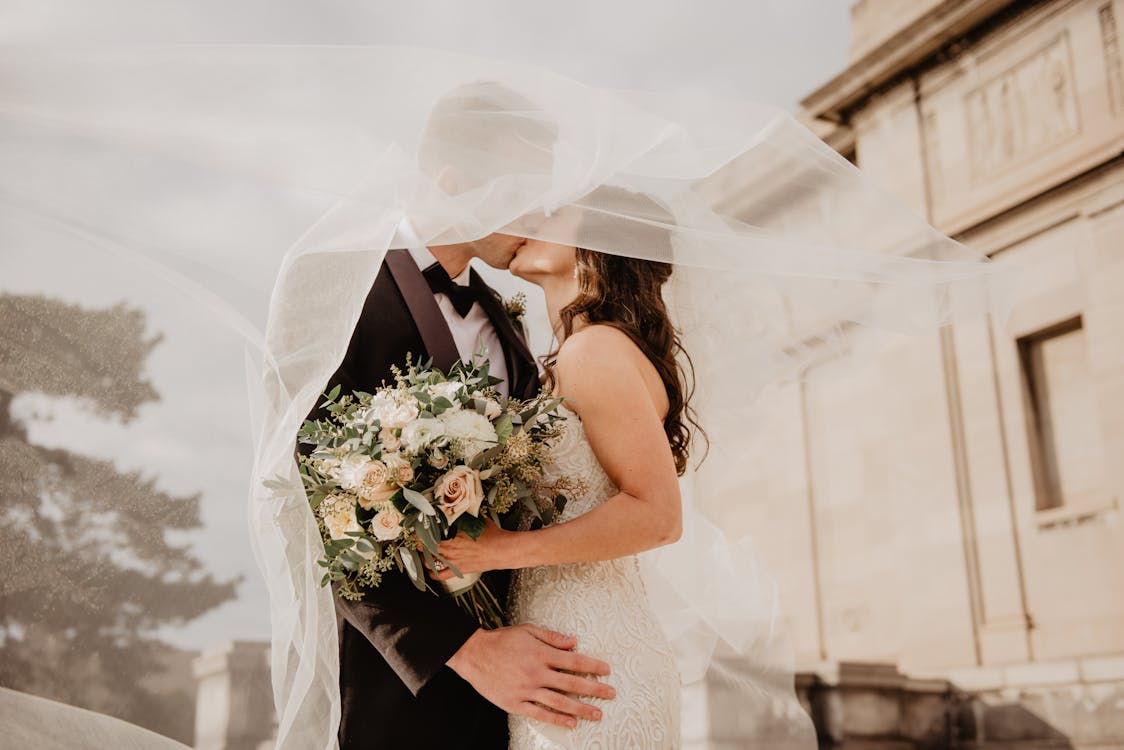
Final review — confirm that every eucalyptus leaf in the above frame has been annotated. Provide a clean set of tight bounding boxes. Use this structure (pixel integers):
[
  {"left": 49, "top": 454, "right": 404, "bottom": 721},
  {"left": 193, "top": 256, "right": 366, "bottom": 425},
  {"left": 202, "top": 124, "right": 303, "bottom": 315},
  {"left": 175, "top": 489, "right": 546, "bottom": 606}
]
[
  {"left": 414, "top": 518, "right": 441, "bottom": 554},
  {"left": 493, "top": 415, "right": 513, "bottom": 443},
  {"left": 457, "top": 513, "right": 486, "bottom": 540},
  {"left": 402, "top": 487, "right": 437, "bottom": 516},
  {"left": 520, "top": 495, "right": 543, "bottom": 521},
  {"left": 399, "top": 547, "right": 427, "bottom": 592}
]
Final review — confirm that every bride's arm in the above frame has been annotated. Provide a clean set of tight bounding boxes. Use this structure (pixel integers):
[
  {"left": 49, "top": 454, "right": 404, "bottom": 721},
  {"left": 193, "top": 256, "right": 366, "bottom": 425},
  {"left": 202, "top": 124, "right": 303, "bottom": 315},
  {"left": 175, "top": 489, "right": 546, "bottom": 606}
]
[{"left": 435, "top": 326, "right": 682, "bottom": 574}]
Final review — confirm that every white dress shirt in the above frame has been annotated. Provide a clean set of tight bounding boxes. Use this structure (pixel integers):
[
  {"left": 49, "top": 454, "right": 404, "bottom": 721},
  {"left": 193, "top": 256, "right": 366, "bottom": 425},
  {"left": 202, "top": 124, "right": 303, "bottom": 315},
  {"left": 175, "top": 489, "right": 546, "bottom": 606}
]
[{"left": 406, "top": 244, "right": 510, "bottom": 396}]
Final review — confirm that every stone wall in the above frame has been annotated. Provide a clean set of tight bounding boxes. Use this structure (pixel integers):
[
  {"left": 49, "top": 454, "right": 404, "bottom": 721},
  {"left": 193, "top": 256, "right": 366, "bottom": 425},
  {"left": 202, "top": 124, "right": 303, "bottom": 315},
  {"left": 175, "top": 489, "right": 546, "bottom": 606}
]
[{"left": 779, "top": 0, "right": 1124, "bottom": 746}]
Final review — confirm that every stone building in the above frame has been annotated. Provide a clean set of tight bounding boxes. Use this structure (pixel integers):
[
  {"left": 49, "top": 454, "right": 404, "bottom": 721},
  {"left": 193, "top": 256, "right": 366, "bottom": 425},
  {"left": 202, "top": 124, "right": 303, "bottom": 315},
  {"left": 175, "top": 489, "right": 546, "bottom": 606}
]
[
  {"left": 193, "top": 1, "right": 1124, "bottom": 747},
  {"left": 738, "top": 0, "right": 1123, "bottom": 746}
]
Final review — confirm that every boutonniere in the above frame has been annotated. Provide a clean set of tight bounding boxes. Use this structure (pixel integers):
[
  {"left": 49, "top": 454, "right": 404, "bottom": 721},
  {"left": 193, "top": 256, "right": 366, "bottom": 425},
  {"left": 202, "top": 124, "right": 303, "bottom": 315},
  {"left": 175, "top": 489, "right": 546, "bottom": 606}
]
[{"left": 498, "top": 292, "right": 527, "bottom": 326}]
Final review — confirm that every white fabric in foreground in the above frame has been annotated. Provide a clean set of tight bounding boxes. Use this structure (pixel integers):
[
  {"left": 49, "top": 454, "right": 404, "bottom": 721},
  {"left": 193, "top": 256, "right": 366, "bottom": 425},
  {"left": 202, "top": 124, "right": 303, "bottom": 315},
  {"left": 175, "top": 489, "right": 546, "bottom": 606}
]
[{"left": 0, "top": 688, "right": 192, "bottom": 750}]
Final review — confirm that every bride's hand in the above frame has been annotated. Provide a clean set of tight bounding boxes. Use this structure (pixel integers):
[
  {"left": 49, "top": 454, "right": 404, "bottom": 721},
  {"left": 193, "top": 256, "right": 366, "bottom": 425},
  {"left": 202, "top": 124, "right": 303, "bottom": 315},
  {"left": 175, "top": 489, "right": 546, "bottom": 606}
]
[{"left": 429, "top": 519, "right": 517, "bottom": 580}]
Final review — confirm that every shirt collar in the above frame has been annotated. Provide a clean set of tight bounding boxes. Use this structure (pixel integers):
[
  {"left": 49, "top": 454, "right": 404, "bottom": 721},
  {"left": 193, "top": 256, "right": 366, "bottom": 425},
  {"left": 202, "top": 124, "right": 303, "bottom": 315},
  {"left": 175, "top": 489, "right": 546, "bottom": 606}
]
[{"left": 401, "top": 218, "right": 471, "bottom": 287}]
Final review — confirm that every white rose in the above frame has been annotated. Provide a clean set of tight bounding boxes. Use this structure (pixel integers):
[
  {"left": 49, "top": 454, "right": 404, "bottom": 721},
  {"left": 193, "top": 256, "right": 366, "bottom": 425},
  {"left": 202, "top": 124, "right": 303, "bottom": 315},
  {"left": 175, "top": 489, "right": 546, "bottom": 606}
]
[
  {"left": 323, "top": 498, "right": 363, "bottom": 540},
  {"left": 334, "top": 455, "right": 374, "bottom": 491},
  {"left": 440, "top": 409, "right": 499, "bottom": 458},
  {"left": 369, "top": 509, "right": 404, "bottom": 541},
  {"left": 400, "top": 418, "right": 447, "bottom": 453},
  {"left": 430, "top": 381, "right": 465, "bottom": 408},
  {"left": 366, "top": 393, "right": 420, "bottom": 430},
  {"left": 434, "top": 465, "right": 485, "bottom": 523}
]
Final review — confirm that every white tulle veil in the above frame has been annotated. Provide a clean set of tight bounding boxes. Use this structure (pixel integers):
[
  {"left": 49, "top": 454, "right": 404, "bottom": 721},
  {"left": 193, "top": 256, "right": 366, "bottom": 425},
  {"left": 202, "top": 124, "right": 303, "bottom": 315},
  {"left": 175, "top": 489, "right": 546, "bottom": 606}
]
[{"left": 0, "top": 43, "right": 1013, "bottom": 749}]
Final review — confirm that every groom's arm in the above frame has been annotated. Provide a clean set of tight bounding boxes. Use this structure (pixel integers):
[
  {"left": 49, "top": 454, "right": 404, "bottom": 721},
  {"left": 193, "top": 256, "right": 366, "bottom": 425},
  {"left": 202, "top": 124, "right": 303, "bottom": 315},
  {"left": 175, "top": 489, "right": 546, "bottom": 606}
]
[
  {"left": 334, "top": 574, "right": 478, "bottom": 695},
  {"left": 337, "top": 580, "right": 616, "bottom": 728}
]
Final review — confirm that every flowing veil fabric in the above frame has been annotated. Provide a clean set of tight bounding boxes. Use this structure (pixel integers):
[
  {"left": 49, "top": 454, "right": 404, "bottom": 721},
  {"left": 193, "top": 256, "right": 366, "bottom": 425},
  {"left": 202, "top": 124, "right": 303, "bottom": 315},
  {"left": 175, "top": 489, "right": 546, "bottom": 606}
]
[{"left": 0, "top": 43, "right": 1014, "bottom": 748}]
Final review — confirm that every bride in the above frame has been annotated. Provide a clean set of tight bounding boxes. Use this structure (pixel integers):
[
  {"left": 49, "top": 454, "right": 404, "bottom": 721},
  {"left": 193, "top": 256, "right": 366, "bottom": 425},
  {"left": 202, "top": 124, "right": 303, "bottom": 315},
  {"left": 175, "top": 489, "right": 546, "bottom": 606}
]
[{"left": 433, "top": 220, "right": 695, "bottom": 748}]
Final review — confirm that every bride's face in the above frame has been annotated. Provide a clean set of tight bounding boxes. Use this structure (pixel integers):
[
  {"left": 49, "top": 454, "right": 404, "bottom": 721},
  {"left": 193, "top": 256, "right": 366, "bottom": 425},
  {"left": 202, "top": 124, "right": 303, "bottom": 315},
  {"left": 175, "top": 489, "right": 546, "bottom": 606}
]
[
  {"left": 509, "top": 208, "right": 581, "bottom": 284},
  {"left": 509, "top": 239, "right": 577, "bottom": 284}
]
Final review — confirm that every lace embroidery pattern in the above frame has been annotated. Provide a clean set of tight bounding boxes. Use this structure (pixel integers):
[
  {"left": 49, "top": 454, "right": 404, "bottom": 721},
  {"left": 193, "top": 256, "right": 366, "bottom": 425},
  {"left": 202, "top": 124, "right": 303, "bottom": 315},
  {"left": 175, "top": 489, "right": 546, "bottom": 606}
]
[{"left": 508, "top": 409, "right": 680, "bottom": 749}]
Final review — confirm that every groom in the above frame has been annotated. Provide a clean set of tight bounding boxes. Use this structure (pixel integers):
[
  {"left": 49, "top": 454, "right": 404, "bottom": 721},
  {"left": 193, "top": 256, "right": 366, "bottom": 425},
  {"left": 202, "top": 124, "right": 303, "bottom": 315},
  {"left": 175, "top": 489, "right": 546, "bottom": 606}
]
[{"left": 303, "top": 83, "right": 614, "bottom": 749}]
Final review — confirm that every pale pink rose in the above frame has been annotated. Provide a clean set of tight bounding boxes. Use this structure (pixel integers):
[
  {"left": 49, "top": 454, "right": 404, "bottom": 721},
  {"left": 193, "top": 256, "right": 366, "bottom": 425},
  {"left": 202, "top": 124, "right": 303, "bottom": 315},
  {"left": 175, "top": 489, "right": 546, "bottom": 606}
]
[
  {"left": 358, "top": 460, "right": 398, "bottom": 510},
  {"left": 380, "top": 427, "right": 401, "bottom": 452},
  {"left": 384, "top": 454, "right": 415, "bottom": 485},
  {"left": 428, "top": 450, "right": 449, "bottom": 469},
  {"left": 369, "top": 509, "right": 404, "bottom": 541},
  {"left": 434, "top": 465, "right": 485, "bottom": 523}
]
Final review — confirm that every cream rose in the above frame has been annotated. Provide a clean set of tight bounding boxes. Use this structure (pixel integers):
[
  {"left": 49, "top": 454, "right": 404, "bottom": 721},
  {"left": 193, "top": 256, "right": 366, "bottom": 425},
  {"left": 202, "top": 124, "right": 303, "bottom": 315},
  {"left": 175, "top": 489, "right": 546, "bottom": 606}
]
[
  {"left": 434, "top": 465, "right": 485, "bottom": 523},
  {"left": 369, "top": 509, "right": 404, "bottom": 541},
  {"left": 323, "top": 498, "right": 363, "bottom": 540},
  {"left": 483, "top": 398, "right": 503, "bottom": 420}
]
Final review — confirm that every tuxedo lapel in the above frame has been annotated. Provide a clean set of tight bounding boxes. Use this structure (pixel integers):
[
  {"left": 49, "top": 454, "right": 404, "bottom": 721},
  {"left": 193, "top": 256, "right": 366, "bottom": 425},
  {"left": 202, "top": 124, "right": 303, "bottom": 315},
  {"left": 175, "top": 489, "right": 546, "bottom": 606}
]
[
  {"left": 470, "top": 270, "right": 540, "bottom": 399},
  {"left": 384, "top": 249, "right": 461, "bottom": 373}
]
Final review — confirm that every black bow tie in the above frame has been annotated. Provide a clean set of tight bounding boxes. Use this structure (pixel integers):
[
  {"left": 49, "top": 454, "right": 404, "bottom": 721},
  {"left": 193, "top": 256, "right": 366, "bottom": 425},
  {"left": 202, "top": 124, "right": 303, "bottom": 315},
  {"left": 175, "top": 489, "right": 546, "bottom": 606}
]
[{"left": 422, "top": 263, "right": 480, "bottom": 317}]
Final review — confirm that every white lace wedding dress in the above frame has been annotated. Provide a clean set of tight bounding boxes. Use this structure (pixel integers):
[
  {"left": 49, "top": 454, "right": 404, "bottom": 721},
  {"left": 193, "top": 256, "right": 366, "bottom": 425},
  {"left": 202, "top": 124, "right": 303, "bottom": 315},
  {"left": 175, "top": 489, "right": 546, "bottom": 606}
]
[{"left": 507, "top": 407, "right": 681, "bottom": 749}]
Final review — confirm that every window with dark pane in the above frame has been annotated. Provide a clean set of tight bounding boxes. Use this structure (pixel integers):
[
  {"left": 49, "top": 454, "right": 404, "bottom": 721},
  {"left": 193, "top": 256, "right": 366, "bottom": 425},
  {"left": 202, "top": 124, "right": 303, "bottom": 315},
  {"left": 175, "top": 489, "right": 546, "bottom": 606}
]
[{"left": 1018, "top": 316, "right": 1102, "bottom": 512}]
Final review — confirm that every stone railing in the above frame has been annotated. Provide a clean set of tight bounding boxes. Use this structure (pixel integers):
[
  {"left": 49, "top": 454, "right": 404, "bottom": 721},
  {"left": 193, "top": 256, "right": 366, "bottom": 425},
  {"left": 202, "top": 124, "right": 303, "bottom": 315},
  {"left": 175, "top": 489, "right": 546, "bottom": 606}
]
[{"left": 193, "top": 641, "right": 1123, "bottom": 749}]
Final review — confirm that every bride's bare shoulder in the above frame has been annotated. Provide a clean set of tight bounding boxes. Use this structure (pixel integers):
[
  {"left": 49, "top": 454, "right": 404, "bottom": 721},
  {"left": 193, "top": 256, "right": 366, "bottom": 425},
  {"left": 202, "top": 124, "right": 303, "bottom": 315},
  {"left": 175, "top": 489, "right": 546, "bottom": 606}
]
[
  {"left": 553, "top": 325, "right": 653, "bottom": 393},
  {"left": 555, "top": 324, "right": 640, "bottom": 370},
  {"left": 553, "top": 324, "right": 668, "bottom": 419}
]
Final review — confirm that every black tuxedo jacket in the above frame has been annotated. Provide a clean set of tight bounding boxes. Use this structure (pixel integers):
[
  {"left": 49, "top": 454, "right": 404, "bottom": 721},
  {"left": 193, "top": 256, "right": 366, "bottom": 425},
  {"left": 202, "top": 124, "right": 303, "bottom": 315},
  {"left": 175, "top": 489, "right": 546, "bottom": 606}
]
[{"left": 304, "top": 250, "right": 539, "bottom": 750}]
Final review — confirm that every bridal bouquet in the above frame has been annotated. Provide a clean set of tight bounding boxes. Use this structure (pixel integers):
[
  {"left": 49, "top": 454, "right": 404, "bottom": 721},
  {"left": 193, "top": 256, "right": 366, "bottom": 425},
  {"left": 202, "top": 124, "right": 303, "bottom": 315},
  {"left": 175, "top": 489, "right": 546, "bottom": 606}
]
[{"left": 284, "top": 356, "right": 572, "bottom": 628}]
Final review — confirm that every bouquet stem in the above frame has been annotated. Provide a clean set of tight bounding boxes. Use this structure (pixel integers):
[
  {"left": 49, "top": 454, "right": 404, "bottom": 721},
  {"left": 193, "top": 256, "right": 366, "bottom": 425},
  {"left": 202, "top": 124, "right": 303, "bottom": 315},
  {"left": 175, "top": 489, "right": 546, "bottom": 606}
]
[{"left": 442, "top": 573, "right": 505, "bottom": 629}]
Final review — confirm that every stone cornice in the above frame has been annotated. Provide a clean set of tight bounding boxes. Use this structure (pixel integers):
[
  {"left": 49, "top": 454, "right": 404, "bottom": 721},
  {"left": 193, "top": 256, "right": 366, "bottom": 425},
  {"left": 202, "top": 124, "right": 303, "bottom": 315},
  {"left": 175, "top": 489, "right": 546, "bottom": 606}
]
[{"left": 801, "top": 0, "right": 1020, "bottom": 122}]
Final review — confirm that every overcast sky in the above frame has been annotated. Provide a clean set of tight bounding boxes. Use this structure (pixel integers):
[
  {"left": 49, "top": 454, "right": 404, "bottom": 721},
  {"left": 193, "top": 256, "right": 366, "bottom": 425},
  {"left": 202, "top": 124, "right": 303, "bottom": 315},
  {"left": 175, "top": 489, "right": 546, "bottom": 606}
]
[
  {"left": 5, "top": 1, "right": 855, "bottom": 649},
  {"left": 3, "top": 0, "right": 854, "bottom": 108}
]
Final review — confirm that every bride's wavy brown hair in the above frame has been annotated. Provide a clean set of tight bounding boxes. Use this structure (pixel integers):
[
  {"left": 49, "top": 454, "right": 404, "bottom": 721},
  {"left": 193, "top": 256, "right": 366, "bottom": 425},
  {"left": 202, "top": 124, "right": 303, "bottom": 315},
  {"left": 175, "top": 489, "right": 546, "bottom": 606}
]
[{"left": 544, "top": 198, "right": 706, "bottom": 475}]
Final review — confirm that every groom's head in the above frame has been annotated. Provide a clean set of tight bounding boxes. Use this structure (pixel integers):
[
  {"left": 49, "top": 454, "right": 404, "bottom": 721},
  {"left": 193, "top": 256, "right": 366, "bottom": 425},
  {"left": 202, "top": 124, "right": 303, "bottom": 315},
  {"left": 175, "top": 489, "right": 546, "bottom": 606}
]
[{"left": 418, "top": 81, "right": 558, "bottom": 269}]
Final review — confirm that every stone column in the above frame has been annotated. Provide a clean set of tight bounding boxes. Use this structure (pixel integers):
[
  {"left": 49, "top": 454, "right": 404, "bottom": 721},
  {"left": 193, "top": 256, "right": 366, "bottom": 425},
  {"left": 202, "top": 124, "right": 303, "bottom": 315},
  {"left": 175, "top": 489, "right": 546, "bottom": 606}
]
[{"left": 193, "top": 641, "right": 276, "bottom": 750}]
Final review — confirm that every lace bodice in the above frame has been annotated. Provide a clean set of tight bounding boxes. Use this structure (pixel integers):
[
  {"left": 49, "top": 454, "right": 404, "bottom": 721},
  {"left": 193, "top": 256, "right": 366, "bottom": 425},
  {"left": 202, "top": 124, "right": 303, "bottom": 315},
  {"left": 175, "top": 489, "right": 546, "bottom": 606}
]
[{"left": 507, "top": 408, "right": 680, "bottom": 749}]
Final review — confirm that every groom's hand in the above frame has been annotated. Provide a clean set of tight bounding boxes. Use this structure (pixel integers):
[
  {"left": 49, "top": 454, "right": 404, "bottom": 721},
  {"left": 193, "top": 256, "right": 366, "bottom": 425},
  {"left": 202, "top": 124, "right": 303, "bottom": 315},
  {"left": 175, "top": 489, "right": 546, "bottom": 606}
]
[{"left": 446, "top": 624, "right": 615, "bottom": 729}]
